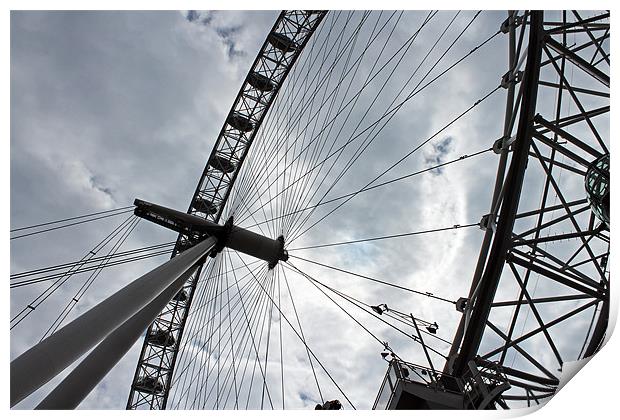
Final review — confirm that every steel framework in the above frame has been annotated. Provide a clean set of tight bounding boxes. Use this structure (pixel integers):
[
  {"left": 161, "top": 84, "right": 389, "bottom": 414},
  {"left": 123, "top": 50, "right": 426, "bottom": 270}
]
[
  {"left": 9, "top": 10, "right": 609, "bottom": 411},
  {"left": 127, "top": 10, "right": 327, "bottom": 409},
  {"left": 445, "top": 10, "right": 609, "bottom": 406}
]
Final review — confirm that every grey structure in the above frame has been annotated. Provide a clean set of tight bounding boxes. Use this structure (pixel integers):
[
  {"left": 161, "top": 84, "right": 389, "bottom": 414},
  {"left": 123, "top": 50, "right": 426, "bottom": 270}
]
[
  {"left": 445, "top": 10, "right": 609, "bottom": 404},
  {"left": 126, "top": 11, "right": 327, "bottom": 410}
]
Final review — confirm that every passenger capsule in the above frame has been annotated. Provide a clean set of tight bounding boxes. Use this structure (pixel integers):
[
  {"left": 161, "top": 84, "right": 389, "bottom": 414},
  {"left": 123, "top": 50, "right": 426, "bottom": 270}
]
[
  {"left": 135, "top": 376, "right": 164, "bottom": 394},
  {"left": 147, "top": 329, "right": 176, "bottom": 347},
  {"left": 585, "top": 153, "right": 610, "bottom": 227},
  {"left": 247, "top": 72, "right": 275, "bottom": 92},
  {"left": 209, "top": 155, "right": 236, "bottom": 173},
  {"left": 192, "top": 197, "right": 218, "bottom": 215},
  {"left": 173, "top": 289, "right": 188, "bottom": 302},
  {"left": 227, "top": 113, "right": 254, "bottom": 132},
  {"left": 268, "top": 32, "right": 297, "bottom": 53}
]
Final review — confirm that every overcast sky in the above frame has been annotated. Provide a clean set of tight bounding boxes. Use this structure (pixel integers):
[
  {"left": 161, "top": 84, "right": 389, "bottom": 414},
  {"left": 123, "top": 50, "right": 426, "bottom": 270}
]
[{"left": 9, "top": 9, "right": 614, "bottom": 413}]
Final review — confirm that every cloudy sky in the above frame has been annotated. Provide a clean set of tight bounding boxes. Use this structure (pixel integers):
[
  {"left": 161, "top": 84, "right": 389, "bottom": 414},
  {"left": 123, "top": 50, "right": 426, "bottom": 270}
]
[{"left": 9, "top": 8, "right": 614, "bottom": 413}]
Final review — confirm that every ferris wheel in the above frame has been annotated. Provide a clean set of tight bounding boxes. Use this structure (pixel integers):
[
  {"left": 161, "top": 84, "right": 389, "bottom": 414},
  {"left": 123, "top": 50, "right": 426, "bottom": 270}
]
[{"left": 10, "top": 10, "right": 609, "bottom": 410}]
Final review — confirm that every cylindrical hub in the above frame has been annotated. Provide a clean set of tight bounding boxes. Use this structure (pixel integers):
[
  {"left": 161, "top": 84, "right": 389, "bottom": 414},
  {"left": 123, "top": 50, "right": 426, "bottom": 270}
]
[
  {"left": 133, "top": 198, "right": 288, "bottom": 267},
  {"left": 226, "top": 227, "right": 287, "bottom": 268}
]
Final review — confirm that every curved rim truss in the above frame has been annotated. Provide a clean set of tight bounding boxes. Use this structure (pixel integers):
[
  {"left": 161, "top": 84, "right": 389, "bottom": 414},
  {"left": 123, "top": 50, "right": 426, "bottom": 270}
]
[
  {"left": 447, "top": 10, "right": 609, "bottom": 407},
  {"left": 127, "top": 10, "right": 327, "bottom": 410}
]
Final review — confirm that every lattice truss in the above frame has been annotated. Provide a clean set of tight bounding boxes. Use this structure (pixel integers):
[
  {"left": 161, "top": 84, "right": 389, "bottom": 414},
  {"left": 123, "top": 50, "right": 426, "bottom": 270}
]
[{"left": 464, "top": 11, "right": 609, "bottom": 406}]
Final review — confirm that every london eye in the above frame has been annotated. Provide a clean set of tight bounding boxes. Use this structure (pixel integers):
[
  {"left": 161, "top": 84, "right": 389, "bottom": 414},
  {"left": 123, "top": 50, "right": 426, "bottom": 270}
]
[{"left": 10, "top": 9, "right": 610, "bottom": 410}]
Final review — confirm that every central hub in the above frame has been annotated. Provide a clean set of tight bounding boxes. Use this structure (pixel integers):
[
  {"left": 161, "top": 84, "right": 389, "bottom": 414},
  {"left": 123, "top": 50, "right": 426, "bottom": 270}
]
[{"left": 133, "top": 198, "right": 288, "bottom": 268}]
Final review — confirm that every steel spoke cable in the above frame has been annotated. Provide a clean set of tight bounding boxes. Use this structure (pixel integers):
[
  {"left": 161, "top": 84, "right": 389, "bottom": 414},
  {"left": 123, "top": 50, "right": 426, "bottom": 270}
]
[
  {"left": 281, "top": 11, "right": 403, "bottom": 238},
  {"left": 285, "top": 10, "right": 483, "bottom": 238},
  {"left": 229, "top": 9, "right": 343, "bottom": 209},
  {"left": 285, "top": 11, "right": 457, "bottom": 237},
  {"left": 190, "top": 255, "right": 224, "bottom": 409},
  {"left": 285, "top": 10, "right": 444, "bottom": 237},
  {"left": 239, "top": 10, "right": 451, "bottom": 227},
  {"left": 178, "top": 256, "right": 304, "bottom": 406},
  {"left": 278, "top": 11, "right": 381, "bottom": 238},
  {"left": 230, "top": 12, "right": 369, "bottom": 226},
  {"left": 232, "top": 267, "right": 274, "bottom": 409},
  {"left": 211, "top": 260, "right": 260, "bottom": 408},
  {"left": 173, "top": 262, "right": 265, "bottom": 387},
  {"left": 287, "top": 12, "right": 495, "bottom": 242},
  {"left": 223, "top": 252, "right": 239, "bottom": 408},
  {"left": 215, "top": 251, "right": 225, "bottom": 408},
  {"left": 235, "top": 11, "right": 421, "bottom": 219},
  {"left": 289, "top": 222, "right": 478, "bottom": 251},
  {"left": 221, "top": 264, "right": 275, "bottom": 408},
  {"left": 276, "top": 267, "right": 285, "bottom": 408},
  {"left": 221, "top": 265, "right": 272, "bottom": 407},
  {"left": 295, "top": 262, "right": 453, "bottom": 350},
  {"left": 10, "top": 208, "right": 134, "bottom": 240},
  {"left": 10, "top": 241, "right": 176, "bottom": 280},
  {"left": 244, "top": 147, "right": 492, "bottom": 232},
  {"left": 235, "top": 251, "right": 355, "bottom": 409},
  {"left": 170, "top": 263, "right": 269, "bottom": 406},
  {"left": 185, "top": 260, "right": 264, "bottom": 319},
  {"left": 195, "top": 255, "right": 233, "bottom": 409},
  {"left": 9, "top": 247, "right": 176, "bottom": 288},
  {"left": 231, "top": 11, "right": 434, "bottom": 224},
  {"left": 214, "top": 251, "right": 228, "bottom": 408},
  {"left": 230, "top": 166, "right": 273, "bottom": 239},
  {"left": 10, "top": 213, "right": 137, "bottom": 329},
  {"left": 236, "top": 11, "right": 378, "bottom": 230},
  {"left": 206, "top": 14, "right": 330, "bottom": 226},
  {"left": 279, "top": 263, "right": 323, "bottom": 403},
  {"left": 260, "top": 269, "right": 277, "bottom": 409},
  {"left": 289, "top": 254, "right": 456, "bottom": 305},
  {"left": 244, "top": 269, "right": 276, "bottom": 409},
  {"left": 237, "top": 20, "right": 500, "bottom": 231},
  {"left": 285, "top": 262, "right": 449, "bottom": 360},
  {"left": 287, "top": 83, "right": 502, "bottom": 245},
  {"left": 185, "top": 255, "right": 223, "bottom": 409},
  {"left": 42, "top": 216, "right": 142, "bottom": 340},
  {"left": 234, "top": 11, "right": 436, "bottom": 225},
  {"left": 173, "top": 257, "right": 221, "bottom": 408},
  {"left": 274, "top": 12, "right": 357, "bottom": 238},
  {"left": 225, "top": 252, "right": 276, "bottom": 409},
  {"left": 198, "top": 254, "right": 229, "bottom": 409},
  {"left": 190, "top": 261, "right": 263, "bottom": 315},
  {"left": 10, "top": 205, "right": 133, "bottom": 233},
  {"left": 219, "top": 269, "right": 274, "bottom": 409},
  {"left": 227, "top": 11, "right": 362, "bottom": 218}
]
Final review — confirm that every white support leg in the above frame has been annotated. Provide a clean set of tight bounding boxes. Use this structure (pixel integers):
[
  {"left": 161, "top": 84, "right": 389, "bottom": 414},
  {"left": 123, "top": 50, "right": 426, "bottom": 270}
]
[
  {"left": 10, "top": 236, "right": 217, "bottom": 407},
  {"left": 35, "top": 264, "right": 199, "bottom": 409}
]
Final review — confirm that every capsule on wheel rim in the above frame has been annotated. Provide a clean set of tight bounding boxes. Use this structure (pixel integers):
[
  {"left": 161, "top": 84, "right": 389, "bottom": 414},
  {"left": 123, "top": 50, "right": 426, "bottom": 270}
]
[
  {"left": 135, "top": 376, "right": 164, "bottom": 394},
  {"left": 192, "top": 196, "right": 218, "bottom": 215},
  {"left": 147, "top": 329, "right": 176, "bottom": 347},
  {"left": 209, "top": 155, "right": 236, "bottom": 173},
  {"left": 227, "top": 113, "right": 254, "bottom": 132},
  {"left": 268, "top": 32, "right": 297, "bottom": 53},
  {"left": 247, "top": 72, "right": 275, "bottom": 92},
  {"left": 585, "top": 153, "right": 609, "bottom": 227},
  {"left": 173, "top": 289, "right": 188, "bottom": 302}
]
